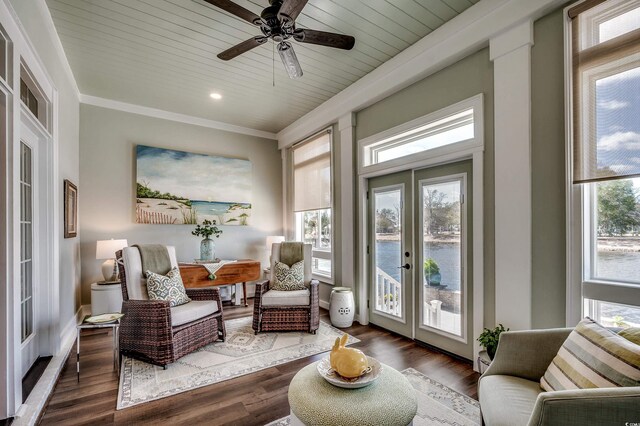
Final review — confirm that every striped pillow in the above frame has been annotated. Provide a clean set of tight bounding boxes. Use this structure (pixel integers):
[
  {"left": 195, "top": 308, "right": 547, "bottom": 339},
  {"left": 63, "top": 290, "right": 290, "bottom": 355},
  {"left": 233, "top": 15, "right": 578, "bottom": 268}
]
[{"left": 540, "top": 318, "right": 640, "bottom": 391}]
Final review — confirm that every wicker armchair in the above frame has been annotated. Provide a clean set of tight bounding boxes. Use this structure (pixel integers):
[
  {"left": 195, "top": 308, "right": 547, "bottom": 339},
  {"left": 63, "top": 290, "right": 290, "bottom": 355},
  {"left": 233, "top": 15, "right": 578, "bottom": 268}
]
[
  {"left": 252, "top": 243, "right": 319, "bottom": 334},
  {"left": 116, "top": 246, "right": 225, "bottom": 367}
]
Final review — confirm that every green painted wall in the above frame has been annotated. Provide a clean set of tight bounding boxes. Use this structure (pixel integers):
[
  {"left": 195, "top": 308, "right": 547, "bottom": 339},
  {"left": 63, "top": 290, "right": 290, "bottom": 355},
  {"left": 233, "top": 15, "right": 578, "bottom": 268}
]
[
  {"left": 356, "top": 48, "right": 496, "bottom": 327},
  {"left": 531, "top": 9, "right": 567, "bottom": 328}
]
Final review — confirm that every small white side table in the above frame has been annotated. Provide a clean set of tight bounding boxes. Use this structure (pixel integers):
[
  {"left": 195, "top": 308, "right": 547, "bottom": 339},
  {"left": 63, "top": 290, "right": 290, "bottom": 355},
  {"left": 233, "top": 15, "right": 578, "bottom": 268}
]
[
  {"left": 91, "top": 282, "right": 123, "bottom": 315},
  {"left": 77, "top": 316, "right": 120, "bottom": 381}
]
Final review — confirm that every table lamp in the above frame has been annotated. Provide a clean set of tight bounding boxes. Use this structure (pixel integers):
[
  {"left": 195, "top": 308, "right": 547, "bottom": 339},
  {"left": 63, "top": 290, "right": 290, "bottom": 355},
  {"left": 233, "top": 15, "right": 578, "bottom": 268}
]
[
  {"left": 265, "top": 235, "right": 285, "bottom": 264},
  {"left": 96, "top": 239, "right": 128, "bottom": 282}
]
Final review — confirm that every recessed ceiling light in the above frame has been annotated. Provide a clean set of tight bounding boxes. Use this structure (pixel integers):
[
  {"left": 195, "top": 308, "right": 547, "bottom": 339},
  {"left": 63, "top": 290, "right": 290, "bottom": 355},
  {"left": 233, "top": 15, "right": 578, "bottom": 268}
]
[{"left": 210, "top": 93, "right": 222, "bottom": 100}]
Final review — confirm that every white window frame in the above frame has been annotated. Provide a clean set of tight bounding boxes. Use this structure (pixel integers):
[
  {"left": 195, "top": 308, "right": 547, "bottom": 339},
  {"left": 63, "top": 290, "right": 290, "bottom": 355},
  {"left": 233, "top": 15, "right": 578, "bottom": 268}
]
[
  {"left": 290, "top": 128, "right": 334, "bottom": 283},
  {"left": 564, "top": 0, "right": 640, "bottom": 326},
  {"left": 358, "top": 95, "right": 483, "bottom": 176}
]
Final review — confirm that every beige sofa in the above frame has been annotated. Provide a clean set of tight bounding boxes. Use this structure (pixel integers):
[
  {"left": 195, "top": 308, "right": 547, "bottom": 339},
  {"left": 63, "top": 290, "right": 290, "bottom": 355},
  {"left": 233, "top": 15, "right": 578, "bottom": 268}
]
[{"left": 478, "top": 328, "right": 640, "bottom": 426}]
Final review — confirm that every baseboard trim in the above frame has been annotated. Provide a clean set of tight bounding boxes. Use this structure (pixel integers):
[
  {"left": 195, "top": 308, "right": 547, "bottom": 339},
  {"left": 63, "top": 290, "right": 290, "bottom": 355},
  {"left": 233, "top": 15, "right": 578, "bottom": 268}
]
[
  {"left": 12, "top": 305, "right": 87, "bottom": 426},
  {"left": 319, "top": 300, "right": 330, "bottom": 310}
]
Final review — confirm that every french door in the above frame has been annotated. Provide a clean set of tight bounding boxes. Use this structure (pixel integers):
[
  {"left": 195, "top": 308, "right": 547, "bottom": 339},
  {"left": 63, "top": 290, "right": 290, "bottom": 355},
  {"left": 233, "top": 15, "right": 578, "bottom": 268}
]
[
  {"left": 368, "top": 171, "right": 413, "bottom": 337},
  {"left": 368, "top": 160, "right": 473, "bottom": 360}
]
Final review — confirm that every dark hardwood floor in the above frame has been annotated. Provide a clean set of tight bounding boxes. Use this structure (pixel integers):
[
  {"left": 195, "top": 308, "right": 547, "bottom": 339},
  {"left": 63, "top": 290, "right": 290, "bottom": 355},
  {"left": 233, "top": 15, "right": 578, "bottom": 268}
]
[{"left": 39, "top": 301, "right": 479, "bottom": 425}]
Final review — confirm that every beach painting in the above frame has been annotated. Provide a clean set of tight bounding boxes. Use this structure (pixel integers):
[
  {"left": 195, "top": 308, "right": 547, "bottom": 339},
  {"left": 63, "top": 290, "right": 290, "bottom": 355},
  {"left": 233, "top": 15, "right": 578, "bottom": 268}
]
[{"left": 135, "top": 145, "right": 252, "bottom": 225}]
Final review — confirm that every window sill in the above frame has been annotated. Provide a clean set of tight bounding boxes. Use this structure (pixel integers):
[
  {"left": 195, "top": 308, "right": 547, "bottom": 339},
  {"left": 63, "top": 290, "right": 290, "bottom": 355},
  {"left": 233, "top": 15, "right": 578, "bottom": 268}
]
[{"left": 312, "top": 273, "right": 333, "bottom": 285}]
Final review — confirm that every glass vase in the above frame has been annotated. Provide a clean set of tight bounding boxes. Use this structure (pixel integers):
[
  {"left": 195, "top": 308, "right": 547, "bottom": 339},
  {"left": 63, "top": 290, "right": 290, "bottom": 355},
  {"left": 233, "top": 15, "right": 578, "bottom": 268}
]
[{"left": 200, "top": 237, "right": 215, "bottom": 261}]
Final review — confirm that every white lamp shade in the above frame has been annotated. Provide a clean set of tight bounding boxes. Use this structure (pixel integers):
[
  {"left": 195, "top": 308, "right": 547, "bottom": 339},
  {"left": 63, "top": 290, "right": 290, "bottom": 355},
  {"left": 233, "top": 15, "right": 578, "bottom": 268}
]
[
  {"left": 266, "top": 236, "right": 285, "bottom": 251},
  {"left": 96, "top": 239, "right": 128, "bottom": 260}
]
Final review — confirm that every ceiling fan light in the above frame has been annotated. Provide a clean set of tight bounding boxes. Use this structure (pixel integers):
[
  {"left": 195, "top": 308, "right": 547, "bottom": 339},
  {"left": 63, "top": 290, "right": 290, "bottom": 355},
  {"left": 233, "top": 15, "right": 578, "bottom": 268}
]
[{"left": 277, "top": 41, "right": 303, "bottom": 79}]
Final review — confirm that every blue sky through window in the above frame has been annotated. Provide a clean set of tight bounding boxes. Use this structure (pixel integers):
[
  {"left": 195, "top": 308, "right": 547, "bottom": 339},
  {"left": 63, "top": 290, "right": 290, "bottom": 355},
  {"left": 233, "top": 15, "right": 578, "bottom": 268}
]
[{"left": 595, "top": 66, "right": 640, "bottom": 187}]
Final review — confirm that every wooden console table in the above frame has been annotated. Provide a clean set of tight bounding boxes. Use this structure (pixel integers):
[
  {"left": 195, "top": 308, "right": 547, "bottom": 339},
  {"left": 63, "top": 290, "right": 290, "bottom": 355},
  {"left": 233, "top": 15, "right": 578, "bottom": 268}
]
[{"left": 179, "top": 260, "right": 261, "bottom": 307}]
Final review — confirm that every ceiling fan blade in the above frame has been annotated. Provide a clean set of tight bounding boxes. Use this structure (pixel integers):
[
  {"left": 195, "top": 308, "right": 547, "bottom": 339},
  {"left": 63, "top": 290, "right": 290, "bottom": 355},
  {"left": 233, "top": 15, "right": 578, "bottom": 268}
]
[
  {"left": 278, "top": 0, "right": 308, "bottom": 26},
  {"left": 201, "top": 0, "right": 262, "bottom": 25},
  {"left": 293, "top": 29, "right": 355, "bottom": 50},
  {"left": 217, "top": 36, "right": 268, "bottom": 60}
]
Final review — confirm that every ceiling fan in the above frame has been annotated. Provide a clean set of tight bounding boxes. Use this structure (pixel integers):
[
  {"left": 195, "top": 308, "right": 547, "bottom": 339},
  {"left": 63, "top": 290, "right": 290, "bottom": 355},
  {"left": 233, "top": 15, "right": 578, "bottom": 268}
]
[{"left": 203, "top": 0, "right": 356, "bottom": 79}]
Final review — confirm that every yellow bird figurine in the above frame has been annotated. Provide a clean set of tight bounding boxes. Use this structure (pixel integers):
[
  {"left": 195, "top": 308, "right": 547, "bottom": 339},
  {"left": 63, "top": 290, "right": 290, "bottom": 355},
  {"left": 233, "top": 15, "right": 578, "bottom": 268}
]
[{"left": 330, "top": 334, "right": 369, "bottom": 379}]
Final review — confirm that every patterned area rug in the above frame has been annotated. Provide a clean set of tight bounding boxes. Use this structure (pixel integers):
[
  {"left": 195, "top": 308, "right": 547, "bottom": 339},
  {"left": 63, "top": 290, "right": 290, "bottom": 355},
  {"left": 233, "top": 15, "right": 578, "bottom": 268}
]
[
  {"left": 266, "top": 368, "right": 480, "bottom": 426},
  {"left": 117, "top": 316, "right": 358, "bottom": 409}
]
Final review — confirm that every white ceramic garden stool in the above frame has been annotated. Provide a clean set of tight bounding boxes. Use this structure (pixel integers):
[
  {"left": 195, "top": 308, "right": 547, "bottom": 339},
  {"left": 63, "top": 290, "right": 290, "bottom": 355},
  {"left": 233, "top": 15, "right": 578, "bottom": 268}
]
[
  {"left": 288, "top": 361, "right": 417, "bottom": 425},
  {"left": 329, "top": 287, "right": 354, "bottom": 328}
]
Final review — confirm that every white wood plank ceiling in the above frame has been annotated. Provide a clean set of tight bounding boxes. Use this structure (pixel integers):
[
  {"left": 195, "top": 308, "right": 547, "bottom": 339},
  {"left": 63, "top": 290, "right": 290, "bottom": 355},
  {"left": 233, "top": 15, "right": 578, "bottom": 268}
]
[{"left": 47, "top": 0, "right": 478, "bottom": 133}]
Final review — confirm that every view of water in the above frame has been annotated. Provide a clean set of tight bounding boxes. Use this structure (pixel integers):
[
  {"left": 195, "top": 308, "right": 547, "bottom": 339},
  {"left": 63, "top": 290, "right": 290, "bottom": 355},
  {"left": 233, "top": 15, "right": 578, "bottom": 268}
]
[
  {"left": 376, "top": 240, "right": 640, "bottom": 324},
  {"left": 376, "top": 241, "right": 461, "bottom": 290},
  {"left": 191, "top": 201, "right": 242, "bottom": 216},
  {"left": 596, "top": 251, "right": 640, "bottom": 283}
]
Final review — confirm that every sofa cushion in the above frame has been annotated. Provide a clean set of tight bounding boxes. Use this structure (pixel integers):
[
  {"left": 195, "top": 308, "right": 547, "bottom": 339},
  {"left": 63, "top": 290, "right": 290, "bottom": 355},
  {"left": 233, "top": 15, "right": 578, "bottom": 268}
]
[
  {"left": 171, "top": 300, "right": 219, "bottom": 327},
  {"left": 146, "top": 267, "right": 191, "bottom": 307},
  {"left": 262, "top": 289, "right": 310, "bottom": 306},
  {"left": 540, "top": 317, "right": 640, "bottom": 392},
  {"left": 271, "top": 260, "right": 306, "bottom": 291},
  {"left": 479, "top": 375, "right": 542, "bottom": 426}
]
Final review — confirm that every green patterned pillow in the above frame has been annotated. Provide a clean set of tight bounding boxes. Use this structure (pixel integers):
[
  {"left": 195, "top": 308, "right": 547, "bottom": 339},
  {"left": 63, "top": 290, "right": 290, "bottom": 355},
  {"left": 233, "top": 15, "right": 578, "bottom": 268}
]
[
  {"left": 540, "top": 317, "right": 640, "bottom": 392},
  {"left": 271, "top": 260, "right": 306, "bottom": 291},
  {"left": 146, "top": 267, "right": 191, "bottom": 307}
]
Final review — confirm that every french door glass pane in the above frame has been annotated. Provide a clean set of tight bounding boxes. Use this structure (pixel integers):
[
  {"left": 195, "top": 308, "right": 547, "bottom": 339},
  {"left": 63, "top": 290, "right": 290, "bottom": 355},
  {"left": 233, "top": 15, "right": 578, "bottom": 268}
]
[
  {"left": 422, "top": 179, "right": 462, "bottom": 336},
  {"left": 594, "top": 177, "right": 640, "bottom": 283},
  {"left": 374, "top": 188, "right": 402, "bottom": 317},
  {"left": 20, "top": 142, "right": 33, "bottom": 342}
]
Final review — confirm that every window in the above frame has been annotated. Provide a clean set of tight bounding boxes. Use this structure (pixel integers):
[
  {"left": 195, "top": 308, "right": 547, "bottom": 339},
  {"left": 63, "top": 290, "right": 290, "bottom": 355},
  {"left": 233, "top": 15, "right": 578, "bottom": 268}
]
[
  {"left": 291, "top": 129, "right": 333, "bottom": 279},
  {"left": 20, "top": 78, "right": 38, "bottom": 118},
  {"left": 358, "top": 95, "right": 482, "bottom": 172},
  {"left": 569, "top": 0, "right": 640, "bottom": 324},
  {"left": 364, "top": 109, "right": 474, "bottom": 166},
  {"left": 19, "top": 64, "right": 48, "bottom": 130}
]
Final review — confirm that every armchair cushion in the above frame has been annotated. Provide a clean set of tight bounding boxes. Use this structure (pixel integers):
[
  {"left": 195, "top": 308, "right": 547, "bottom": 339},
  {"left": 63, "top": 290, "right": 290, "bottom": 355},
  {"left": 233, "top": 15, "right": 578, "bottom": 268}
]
[
  {"left": 122, "top": 246, "right": 178, "bottom": 300},
  {"left": 146, "top": 267, "right": 191, "bottom": 307},
  {"left": 479, "top": 375, "right": 542, "bottom": 426},
  {"left": 540, "top": 318, "right": 640, "bottom": 392},
  {"left": 262, "top": 289, "right": 310, "bottom": 306},
  {"left": 271, "top": 260, "right": 306, "bottom": 291},
  {"left": 171, "top": 300, "right": 219, "bottom": 327},
  {"left": 271, "top": 243, "right": 313, "bottom": 285}
]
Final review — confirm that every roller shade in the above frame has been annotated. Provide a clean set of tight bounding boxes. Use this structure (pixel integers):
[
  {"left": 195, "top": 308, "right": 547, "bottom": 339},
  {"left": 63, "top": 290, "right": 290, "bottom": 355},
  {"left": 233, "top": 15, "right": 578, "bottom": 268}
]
[
  {"left": 293, "top": 130, "right": 331, "bottom": 212},
  {"left": 571, "top": 0, "right": 640, "bottom": 184}
]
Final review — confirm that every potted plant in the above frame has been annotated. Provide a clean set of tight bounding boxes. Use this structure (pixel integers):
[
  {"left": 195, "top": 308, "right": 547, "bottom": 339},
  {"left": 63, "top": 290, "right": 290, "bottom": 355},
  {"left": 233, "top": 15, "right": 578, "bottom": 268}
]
[
  {"left": 423, "top": 258, "right": 441, "bottom": 286},
  {"left": 477, "top": 324, "right": 509, "bottom": 360},
  {"left": 192, "top": 219, "right": 223, "bottom": 261}
]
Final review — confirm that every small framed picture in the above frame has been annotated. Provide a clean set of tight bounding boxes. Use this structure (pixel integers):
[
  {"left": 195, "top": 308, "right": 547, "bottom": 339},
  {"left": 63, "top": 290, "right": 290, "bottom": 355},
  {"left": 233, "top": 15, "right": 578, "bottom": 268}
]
[{"left": 64, "top": 179, "right": 77, "bottom": 238}]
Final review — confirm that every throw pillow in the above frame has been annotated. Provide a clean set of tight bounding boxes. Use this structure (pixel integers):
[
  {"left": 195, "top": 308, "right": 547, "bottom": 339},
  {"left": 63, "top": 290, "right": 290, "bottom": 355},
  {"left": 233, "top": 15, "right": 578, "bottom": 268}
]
[
  {"left": 619, "top": 327, "right": 640, "bottom": 346},
  {"left": 540, "top": 317, "right": 640, "bottom": 392},
  {"left": 271, "top": 260, "right": 306, "bottom": 291},
  {"left": 146, "top": 267, "right": 191, "bottom": 307}
]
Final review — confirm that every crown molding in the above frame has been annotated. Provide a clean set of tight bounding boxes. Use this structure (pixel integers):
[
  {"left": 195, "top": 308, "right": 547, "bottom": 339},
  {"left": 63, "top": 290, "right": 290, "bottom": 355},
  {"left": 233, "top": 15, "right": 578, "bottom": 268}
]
[
  {"left": 33, "top": 0, "right": 80, "bottom": 98},
  {"left": 80, "top": 95, "right": 277, "bottom": 140},
  {"left": 276, "top": 0, "right": 567, "bottom": 149}
]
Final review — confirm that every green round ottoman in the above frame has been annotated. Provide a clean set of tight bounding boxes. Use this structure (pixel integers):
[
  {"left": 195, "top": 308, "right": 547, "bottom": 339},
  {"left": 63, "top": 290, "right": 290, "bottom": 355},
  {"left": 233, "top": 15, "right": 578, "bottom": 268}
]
[{"left": 288, "top": 361, "right": 417, "bottom": 425}]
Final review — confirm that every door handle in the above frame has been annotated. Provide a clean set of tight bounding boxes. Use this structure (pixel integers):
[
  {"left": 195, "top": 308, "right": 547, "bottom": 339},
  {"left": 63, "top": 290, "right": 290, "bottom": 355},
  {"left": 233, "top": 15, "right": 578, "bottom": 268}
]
[{"left": 397, "top": 263, "right": 411, "bottom": 270}]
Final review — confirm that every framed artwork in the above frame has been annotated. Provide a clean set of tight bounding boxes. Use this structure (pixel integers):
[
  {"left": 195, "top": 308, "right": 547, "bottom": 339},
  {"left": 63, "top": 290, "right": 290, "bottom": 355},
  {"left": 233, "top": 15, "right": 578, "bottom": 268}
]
[
  {"left": 64, "top": 179, "right": 78, "bottom": 238},
  {"left": 135, "top": 145, "right": 252, "bottom": 225}
]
